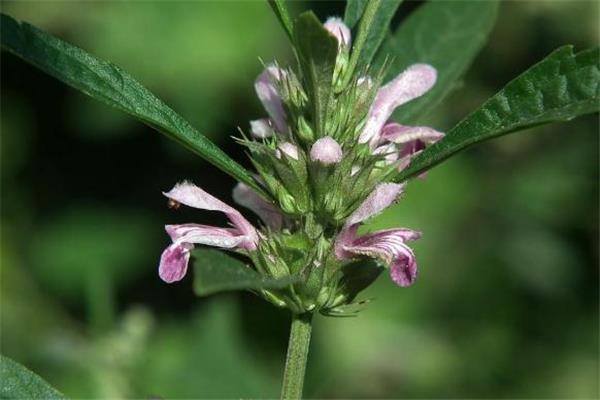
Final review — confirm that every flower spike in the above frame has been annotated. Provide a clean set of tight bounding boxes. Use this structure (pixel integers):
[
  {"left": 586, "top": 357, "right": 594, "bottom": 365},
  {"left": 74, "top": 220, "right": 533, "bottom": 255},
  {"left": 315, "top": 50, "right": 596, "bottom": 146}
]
[{"left": 160, "top": 15, "right": 438, "bottom": 309}]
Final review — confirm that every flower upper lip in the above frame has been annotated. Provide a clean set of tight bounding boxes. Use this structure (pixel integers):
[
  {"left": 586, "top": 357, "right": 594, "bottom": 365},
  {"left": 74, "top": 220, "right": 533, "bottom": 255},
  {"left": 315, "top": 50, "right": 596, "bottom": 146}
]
[{"left": 359, "top": 63, "right": 438, "bottom": 146}]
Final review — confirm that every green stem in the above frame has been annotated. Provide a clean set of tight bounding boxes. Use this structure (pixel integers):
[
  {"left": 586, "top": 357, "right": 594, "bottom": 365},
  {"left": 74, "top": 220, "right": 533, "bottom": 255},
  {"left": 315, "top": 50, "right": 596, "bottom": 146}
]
[{"left": 281, "top": 313, "right": 313, "bottom": 400}]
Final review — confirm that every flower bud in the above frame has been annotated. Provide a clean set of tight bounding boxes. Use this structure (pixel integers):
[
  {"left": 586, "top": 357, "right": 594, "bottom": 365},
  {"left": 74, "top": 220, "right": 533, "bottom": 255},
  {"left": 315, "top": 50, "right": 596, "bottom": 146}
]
[
  {"left": 250, "top": 119, "right": 274, "bottom": 139},
  {"left": 255, "top": 65, "right": 288, "bottom": 134},
  {"left": 310, "top": 136, "right": 343, "bottom": 165}
]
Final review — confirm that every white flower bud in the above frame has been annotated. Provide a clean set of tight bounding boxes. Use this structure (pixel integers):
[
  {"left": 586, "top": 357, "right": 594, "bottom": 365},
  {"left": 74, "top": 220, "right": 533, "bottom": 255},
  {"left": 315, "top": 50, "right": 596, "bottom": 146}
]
[
  {"left": 250, "top": 119, "right": 274, "bottom": 139},
  {"left": 310, "top": 136, "right": 343, "bottom": 165}
]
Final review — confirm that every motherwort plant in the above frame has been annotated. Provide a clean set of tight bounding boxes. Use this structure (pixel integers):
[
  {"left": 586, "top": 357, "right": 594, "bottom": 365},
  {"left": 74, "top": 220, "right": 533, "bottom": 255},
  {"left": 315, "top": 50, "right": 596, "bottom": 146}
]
[
  {"left": 159, "top": 20, "right": 439, "bottom": 307},
  {"left": 2, "top": 1, "right": 597, "bottom": 398}
]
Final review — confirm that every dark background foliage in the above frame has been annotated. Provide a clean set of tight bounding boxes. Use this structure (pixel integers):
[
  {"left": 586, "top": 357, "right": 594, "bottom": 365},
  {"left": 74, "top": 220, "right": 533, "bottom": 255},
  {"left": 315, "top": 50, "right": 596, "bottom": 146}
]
[{"left": 1, "top": 1, "right": 598, "bottom": 398}]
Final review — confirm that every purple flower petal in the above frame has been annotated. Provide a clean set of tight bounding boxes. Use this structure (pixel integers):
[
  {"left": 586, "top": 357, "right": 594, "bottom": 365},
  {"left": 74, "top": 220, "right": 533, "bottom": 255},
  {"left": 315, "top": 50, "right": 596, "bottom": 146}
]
[
  {"left": 380, "top": 123, "right": 444, "bottom": 144},
  {"left": 232, "top": 183, "right": 283, "bottom": 230},
  {"left": 255, "top": 66, "right": 288, "bottom": 134},
  {"left": 334, "top": 227, "right": 421, "bottom": 287},
  {"left": 310, "top": 136, "right": 343, "bottom": 165},
  {"left": 165, "top": 224, "right": 247, "bottom": 248},
  {"left": 163, "top": 182, "right": 258, "bottom": 249},
  {"left": 347, "top": 183, "right": 405, "bottom": 226},
  {"left": 389, "top": 245, "right": 418, "bottom": 287},
  {"left": 398, "top": 140, "right": 426, "bottom": 162},
  {"left": 355, "top": 227, "right": 422, "bottom": 244},
  {"left": 334, "top": 224, "right": 359, "bottom": 260},
  {"left": 159, "top": 243, "right": 192, "bottom": 283},
  {"left": 359, "top": 64, "right": 437, "bottom": 144},
  {"left": 323, "top": 17, "right": 351, "bottom": 47}
]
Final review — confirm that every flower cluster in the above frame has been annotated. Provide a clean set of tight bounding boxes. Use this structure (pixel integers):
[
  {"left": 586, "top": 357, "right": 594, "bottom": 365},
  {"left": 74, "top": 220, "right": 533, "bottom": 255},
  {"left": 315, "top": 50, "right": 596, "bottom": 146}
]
[{"left": 159, "top": 18, "right": 443, "bottom": 314}]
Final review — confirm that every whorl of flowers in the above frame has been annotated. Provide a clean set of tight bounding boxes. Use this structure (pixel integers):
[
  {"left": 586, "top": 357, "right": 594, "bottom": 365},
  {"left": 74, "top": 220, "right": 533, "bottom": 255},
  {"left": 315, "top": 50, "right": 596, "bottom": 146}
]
[{"left": 159, "top": 17, "right": 443, "bottom": 314}]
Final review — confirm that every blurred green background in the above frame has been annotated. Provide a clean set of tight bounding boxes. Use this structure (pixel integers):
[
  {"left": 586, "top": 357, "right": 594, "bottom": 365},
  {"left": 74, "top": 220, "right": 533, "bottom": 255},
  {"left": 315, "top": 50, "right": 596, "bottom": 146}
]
[{"left": 1, "top": 1, "right": 598, "bottom": 398}]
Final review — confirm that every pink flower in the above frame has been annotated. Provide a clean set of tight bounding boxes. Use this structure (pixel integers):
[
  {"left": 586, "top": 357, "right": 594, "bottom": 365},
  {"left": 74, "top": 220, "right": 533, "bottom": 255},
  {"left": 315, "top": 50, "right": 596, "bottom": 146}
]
[
  {"left": 310, "top": 136, "right": 343, "bottom": 165},
  {"left": 359, "top": 64, "right": 437, "bottom": 145},
  {"left": 159, "top": 181, "right": 259, "bottom": 283},
  {"left": 358, "top": 63, "right": 444, "bottom": 172},
  {"left": 334, "top": 183, "right": 422, "bottom": 287},
  {"left": 323, "top": 17, "right": 351, "bottom": 47},
  {"left": 255, "top": 65, "right": 288, "bottom": 135}
]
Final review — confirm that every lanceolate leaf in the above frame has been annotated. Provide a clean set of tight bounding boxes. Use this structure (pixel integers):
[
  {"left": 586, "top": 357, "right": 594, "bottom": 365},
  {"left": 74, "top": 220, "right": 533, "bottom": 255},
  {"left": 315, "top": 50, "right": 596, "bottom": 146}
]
[
  {"left": 193, "top": 249, "right": 297, "bottom": 296},
  {"left": 268, "top": 0, "right": 294, "bottom": 41},
  {"left": 344, "top": 0, "right": 368, "bottom": 30},
  {"left": 377, "top": 0, "right": 499, "bottom": 124},
  {"left": 0, "top": 355, "right": 65, "bottom": 399},
  {"left": 345, "top": 0, "right": 402, "bottom": 83},
  {"left": 294, "top": 12, "right": 338, "bottom": 137},
  {"left": 0, "top": 13, "right": 266, "bottom": 197},
  {"left": 396, "top": 46, "right": 600, "bottom": 182}
]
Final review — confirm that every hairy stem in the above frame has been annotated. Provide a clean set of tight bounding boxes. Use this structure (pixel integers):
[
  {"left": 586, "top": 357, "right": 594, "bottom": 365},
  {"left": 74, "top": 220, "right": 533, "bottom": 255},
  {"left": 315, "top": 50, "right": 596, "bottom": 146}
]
[{"left": 281, "top": 312, "right": 313, "bottom": 399}]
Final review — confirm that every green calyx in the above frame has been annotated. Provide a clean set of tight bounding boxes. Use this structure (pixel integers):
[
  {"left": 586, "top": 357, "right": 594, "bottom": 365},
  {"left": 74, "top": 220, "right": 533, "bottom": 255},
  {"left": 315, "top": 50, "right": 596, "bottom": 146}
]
[{"left": 247, "top": 225, "right": 384, "bottom": 315}]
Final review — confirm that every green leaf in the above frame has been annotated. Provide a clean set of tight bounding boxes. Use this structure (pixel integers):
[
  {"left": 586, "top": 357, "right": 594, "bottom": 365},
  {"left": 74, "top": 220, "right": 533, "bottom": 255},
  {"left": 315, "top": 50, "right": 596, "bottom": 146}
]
[
  {"left": 377, "top": 0, "right": 499, "bottom": 124},
  {"left": 193, "top": 249, "right": 297, "bottom": 296},
  {"left": 294, "top": 12, "right": 339, "bottom": 136},
  {"left": 268, "top": 0, "right": 294, "bottom": 41},
  {"left": 344, "top": 0, "right": 368, "bottom": 29},
  {"left": 396, "top": 46, "right": 600, "bottom": 181},
  {"left": 0, "top": 13, "right": 265, "bottom": 197},
  {"left": 345, "top": 0, "right": 402, "bottom": 82},
  {"left": 0, "top": 355, "right": 66, "bottom": 399}
]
